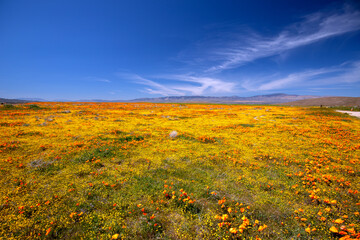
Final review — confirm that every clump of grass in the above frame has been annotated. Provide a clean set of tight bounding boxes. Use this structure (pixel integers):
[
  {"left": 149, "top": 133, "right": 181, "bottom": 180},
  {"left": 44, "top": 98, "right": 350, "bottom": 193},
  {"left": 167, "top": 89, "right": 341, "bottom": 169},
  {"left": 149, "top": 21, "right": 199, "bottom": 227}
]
[
  {"left": 75, "top": 146, "right": 116, "bottom": 163},
  {"left": 29, "top": 158, "right": 48, "bottom": 168},
  {"left": 116, "top": 135, "right": 144, "bottom": 142},
  {"left": 307, "top": 107, "right": 350, "bottom": 117},
  {"left": 28, "top": 104, "right": 42, "bottom": 110},
  {"left": 29, "top": 158, "right": 61, "bottom": 175},
  {"left": 239, "top": 123, "right": 255, "bottom": 128},
  {"left": 111, "top": 129, "right": 125, "bottom": 135},
  {"left": 178, "top": 133, "right": 197, "bottom": 142},
  {"left": 1, "top": 104, "right": 17, "bottom": 110}
]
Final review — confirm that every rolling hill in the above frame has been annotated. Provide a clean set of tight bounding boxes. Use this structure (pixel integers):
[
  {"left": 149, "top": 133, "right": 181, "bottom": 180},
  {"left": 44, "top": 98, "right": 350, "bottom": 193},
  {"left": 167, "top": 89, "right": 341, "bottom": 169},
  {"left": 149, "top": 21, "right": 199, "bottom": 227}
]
[
  {"left": 282, "top": 97, "right": 360, "bottom": 106},
  {"left": 0, "top": 98, "right": 31, "bottom": 104},
  {"left": 129, "top": 93, "right": 320, "bottom": 104},
  {"left": 1, "top": 94, "right": 321, "bottom": 104}
]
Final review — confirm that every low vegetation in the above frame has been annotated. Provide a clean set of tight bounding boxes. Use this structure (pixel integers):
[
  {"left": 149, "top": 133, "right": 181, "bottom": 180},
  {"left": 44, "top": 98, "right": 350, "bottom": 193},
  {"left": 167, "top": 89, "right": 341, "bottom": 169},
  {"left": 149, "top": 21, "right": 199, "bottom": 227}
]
[
  {"left": 0, "top": 102, "right": 359, "bottom": 239},
  {"left": 282, "top": 97, "right": 360, "bottom": 107}
]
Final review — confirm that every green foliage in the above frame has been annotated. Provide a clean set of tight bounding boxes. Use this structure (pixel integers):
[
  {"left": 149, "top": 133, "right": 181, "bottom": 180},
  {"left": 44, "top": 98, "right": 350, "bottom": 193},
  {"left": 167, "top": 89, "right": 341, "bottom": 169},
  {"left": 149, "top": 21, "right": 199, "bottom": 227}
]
[
  {"left": 1, "top": 104, "right": 17, "bottom": 110},
  {"left": 116, "top": 135, "right": 144, "bottom": 142},
  {"left": 28, "top": 104, "right": 42, "bottom": 110},
  {"left": 75, "top": 146, "right": 116, "bottom": 163},
  {"left": 307, "top": 107, "right": 350, "bottom": 117},
  {"left": 239, "top": 123, "right": 255, "bottom": 127}
]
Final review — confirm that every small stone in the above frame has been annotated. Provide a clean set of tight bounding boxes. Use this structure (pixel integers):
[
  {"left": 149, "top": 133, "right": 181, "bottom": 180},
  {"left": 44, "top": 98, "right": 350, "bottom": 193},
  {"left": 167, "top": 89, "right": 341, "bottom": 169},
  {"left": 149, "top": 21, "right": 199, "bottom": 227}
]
[{"left": 169, "top": 131, "right": 178, "bottom": 139}]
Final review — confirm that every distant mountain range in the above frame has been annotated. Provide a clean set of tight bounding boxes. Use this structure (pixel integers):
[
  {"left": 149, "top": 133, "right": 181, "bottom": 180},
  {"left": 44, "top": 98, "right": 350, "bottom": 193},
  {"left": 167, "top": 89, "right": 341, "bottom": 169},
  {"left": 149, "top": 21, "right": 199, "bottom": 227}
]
[
  {"left": 0, "top": 98, "right": 30, "bottom": 104},
  {"left": 2, "top": 94, "right": 359, "bottom": 106},
  {"left": 128, "top": 93, "right": 321, "bottom": 104},
  {"left": 1, "top": 94, "right": 324, "bottom": 104},
  {"left": 18, "top": 98, "right": 48, "bottom": 102}
]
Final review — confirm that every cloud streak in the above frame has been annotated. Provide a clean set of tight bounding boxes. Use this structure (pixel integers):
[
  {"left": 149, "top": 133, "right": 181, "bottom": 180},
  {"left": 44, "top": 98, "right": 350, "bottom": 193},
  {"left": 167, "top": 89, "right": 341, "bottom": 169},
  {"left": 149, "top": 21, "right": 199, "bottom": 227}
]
[
  {"left": 84, "top": 77, "right": 111, "bottom": 83},
  {"left": 242, "top": 61, "right": 360, "bottom": 91},
  {"left": 160, "top": 75, "right": 237, "bottom": 95},
  {"left": 118, "top": 73, "right": 236, "bottom": 96},
  {"left": 205, "top": 6, "right": 360, "bottom": 72},
  {"left": 118, "top": 4, "right": 360, "bottom": 97}
]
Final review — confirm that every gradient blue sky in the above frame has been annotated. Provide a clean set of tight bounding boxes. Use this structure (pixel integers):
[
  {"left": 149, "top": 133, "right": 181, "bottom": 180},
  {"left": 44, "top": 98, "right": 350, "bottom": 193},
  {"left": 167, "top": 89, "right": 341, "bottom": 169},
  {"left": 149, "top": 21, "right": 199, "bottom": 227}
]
[{"left": 1, "top": 0, "right": 360, "bottom": 100}]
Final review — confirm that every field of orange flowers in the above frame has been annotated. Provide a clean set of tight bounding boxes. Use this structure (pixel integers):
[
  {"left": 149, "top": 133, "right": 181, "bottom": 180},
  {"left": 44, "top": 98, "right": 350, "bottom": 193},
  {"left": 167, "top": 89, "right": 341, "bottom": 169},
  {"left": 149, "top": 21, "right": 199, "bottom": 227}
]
[{"left": 0, "top": 102, "right": 359, "bottom": 239}]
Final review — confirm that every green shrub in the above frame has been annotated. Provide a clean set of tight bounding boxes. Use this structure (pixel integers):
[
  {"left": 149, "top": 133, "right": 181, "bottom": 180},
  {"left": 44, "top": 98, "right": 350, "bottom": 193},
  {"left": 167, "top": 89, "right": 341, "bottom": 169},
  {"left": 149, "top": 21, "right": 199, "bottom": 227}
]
[
  {"left": 1, "top": 104, "right": 17, "bottom": 110},
  {"left": 28, "top": 104, "right": 42, "bottom": 110}
]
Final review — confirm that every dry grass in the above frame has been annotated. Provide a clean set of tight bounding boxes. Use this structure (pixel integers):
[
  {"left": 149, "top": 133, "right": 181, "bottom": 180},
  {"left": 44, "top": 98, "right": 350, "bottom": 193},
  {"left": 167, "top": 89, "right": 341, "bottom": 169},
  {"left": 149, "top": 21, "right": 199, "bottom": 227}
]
[{"left": 283, "top": 97, "right": 360, "bottom": 107}]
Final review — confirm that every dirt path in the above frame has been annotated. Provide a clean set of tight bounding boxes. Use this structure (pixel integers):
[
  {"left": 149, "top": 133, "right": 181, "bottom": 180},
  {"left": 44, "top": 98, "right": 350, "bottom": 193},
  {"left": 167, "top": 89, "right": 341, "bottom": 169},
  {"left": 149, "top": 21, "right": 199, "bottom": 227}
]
[{"left": 336, "top": 110, "right": 360, "bottom": 118}]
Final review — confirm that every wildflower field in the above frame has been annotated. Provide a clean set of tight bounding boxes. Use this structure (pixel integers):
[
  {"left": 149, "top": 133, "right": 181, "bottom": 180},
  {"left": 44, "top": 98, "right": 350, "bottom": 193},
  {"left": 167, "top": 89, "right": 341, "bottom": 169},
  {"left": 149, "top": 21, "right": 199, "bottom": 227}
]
[{"left": 0, "top": 102, "right": 359, "bottom": 239}]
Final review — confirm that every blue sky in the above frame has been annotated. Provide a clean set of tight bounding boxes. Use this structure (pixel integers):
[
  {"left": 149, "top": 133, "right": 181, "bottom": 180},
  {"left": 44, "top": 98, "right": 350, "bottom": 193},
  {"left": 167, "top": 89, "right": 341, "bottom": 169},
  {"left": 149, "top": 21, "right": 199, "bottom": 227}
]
[{"left": 0, "top": 0, "right": 359, "bottom": 100}]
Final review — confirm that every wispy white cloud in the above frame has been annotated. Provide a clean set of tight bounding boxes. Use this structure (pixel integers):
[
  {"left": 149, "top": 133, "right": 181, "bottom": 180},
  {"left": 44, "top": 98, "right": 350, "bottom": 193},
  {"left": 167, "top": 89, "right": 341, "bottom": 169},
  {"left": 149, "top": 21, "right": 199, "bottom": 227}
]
[
  {"left": 117, "top": 72, "right": 236, "bottom": 96},
  {"left": 117, "top": 73, "right": 184, "bottom": 96},
  {"left": 115, "top": 4, "right": 360, "bottom": 97},
  {"left": 205, "top": 5, "right": 360, "bottom": 72},
  {"left": 84, "top": 77, "right": 111, "bottom": 83},
  {"left": 161, "top": 74, "right": 237, "bottom": 95},
  {"left": 242, "top": 61, "right": 360, "bottom": 91}
]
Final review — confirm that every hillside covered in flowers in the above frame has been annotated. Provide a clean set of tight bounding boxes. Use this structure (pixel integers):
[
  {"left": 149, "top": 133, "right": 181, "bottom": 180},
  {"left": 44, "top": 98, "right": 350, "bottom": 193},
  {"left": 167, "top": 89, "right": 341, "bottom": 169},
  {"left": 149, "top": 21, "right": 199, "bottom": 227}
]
[{"left": 0, "top": 102, "right": 359, "bottom": 239}]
